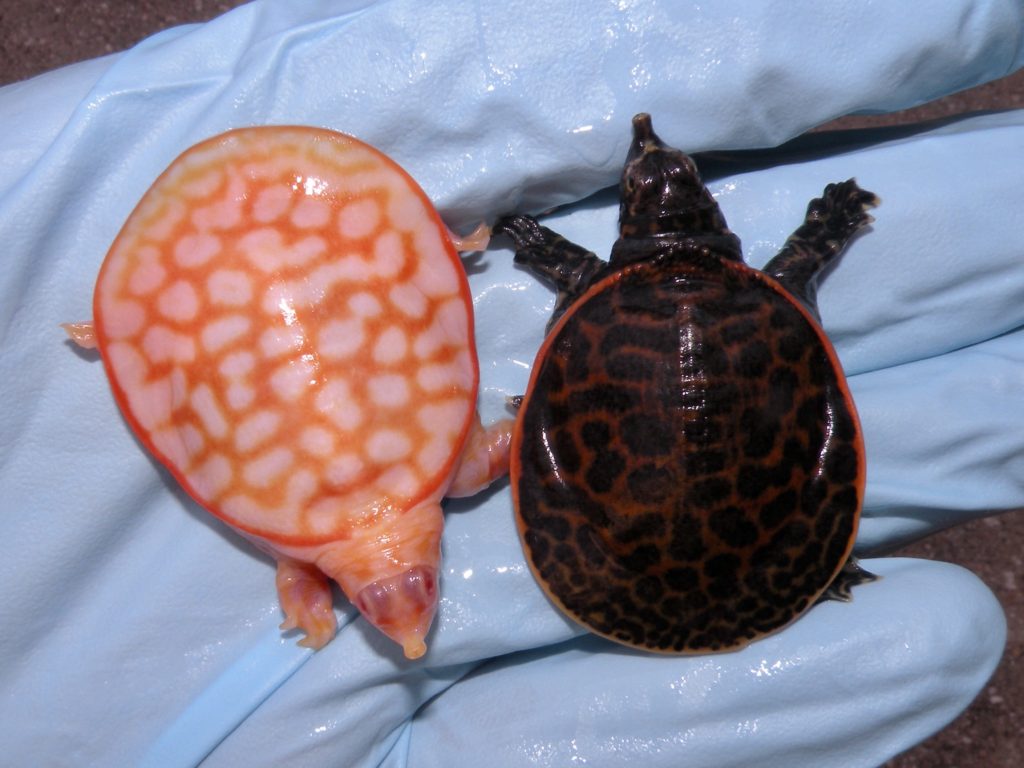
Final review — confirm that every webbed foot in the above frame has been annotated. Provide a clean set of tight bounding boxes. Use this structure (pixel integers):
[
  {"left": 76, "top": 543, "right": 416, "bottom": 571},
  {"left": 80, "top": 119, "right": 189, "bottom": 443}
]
[
  {"left": 763, "top": 179, "right": 878, "bottom": 314},
  {"left": 276, "top": 559, "right": 337, "bottom": 649},
  {"left": 809, "top": 179, "right": 879, "bottom": 235}
]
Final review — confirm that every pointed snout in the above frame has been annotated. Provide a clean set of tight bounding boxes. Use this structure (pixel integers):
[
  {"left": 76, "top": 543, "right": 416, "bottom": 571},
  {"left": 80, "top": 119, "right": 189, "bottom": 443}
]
[
  {"left": 354, "top": 565, "right": 438, "bottom": 659},
  {"left": 629, "top": 112, "right": 664, "bottom": 159},
  {"left": 633, "top": 112, "right": 654, "bottom": 141}
]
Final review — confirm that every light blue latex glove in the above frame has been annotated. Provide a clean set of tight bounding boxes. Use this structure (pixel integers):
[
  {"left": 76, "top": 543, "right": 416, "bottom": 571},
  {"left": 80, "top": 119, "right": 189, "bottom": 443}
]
[{"left": 1, "top": 1, "right": 1021, "bottom": 766}]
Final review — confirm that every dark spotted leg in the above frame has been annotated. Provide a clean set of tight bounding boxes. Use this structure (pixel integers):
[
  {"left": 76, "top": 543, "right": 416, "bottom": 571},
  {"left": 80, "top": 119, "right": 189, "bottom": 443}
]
[
  {"left": 493, "top": 214, "right": 606, "bottom": 331},
  {"left": 763, "top": 179, "right": 878, "bottom": 317},
  {"left": 767, "top": 180, "right": 879, "bottom": 601},
  {"left": 815, "top": 557, "right": 878, "bottom": 604}
]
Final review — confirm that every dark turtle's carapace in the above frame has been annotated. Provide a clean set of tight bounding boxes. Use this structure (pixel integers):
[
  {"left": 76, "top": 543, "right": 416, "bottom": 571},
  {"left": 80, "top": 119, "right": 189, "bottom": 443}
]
[{"left": 495, "top": 113, "right": 877, "bottom": 654}]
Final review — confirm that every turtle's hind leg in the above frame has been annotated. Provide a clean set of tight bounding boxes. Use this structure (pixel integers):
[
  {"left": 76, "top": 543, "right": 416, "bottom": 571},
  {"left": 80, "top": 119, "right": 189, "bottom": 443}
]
[
  {"left": 493, "top": 214, "right": 605, "bottom": 331},
  {"left": 763, "top": 179, "right": 878, "bottom": 317},
  {"left": 815, "top": 557, "right": 878, "bottom": 604},
  {"left": 275, "top": 559, "right": 337, "bottom": 649}
]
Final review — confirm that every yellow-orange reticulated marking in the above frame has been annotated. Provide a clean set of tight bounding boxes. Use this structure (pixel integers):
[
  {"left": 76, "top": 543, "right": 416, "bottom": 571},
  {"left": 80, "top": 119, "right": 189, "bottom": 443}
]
[{"left": 94, "top": 127, "right": 477, "bottom": 545}]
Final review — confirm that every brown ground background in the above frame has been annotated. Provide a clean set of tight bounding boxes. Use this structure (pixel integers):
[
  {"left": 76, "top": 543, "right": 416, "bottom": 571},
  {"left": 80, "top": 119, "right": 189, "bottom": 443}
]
[{"left": 1, "top": 1, "right": 1021, "bottom": 765}]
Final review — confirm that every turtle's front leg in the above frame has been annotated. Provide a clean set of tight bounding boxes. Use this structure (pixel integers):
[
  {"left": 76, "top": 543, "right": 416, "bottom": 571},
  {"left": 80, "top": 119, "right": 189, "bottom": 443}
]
[
  {"left": 493, "top": 215, "right": 605, "bottom": 330},
  {"left": 763, "top": 179, "right": 878, "bottom": 317},
  {"left": 447, "top": 222, "right": 491, "bottom": 253},
  {"left": 61, "top": 321, "right": 97, "bottom": 349}
]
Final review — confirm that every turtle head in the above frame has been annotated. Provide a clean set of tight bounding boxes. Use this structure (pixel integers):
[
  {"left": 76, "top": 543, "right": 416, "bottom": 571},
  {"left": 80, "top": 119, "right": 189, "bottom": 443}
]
[
  {"left": 619, "top": 113, "right": 732, "bottom": 241},
  {"left": 354, "top": 564, "right": 437, "bottom": 659}
]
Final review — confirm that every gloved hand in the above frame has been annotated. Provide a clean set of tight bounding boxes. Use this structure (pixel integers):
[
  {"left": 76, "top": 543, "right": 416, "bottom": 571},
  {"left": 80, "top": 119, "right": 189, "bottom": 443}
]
[{"left": 1, "top": 1, "right": 1022, "bottom": 766}]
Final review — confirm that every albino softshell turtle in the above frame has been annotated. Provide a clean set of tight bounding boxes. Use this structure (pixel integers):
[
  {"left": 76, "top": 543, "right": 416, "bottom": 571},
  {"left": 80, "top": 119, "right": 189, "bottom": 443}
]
[{"left": 64, "top": 126, "right": 513, "bottom": 659}]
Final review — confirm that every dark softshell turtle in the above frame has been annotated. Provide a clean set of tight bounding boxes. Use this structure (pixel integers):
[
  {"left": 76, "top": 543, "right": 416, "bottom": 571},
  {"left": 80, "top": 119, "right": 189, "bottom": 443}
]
[{"left": 495, "top": 114, "right": 877, "bottom": 654}]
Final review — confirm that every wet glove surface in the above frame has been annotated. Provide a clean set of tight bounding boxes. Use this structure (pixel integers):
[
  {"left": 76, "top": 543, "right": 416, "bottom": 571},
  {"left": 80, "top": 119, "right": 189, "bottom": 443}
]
[{"left": 2, "top": 1, "right": 1023, "bottom": 766}]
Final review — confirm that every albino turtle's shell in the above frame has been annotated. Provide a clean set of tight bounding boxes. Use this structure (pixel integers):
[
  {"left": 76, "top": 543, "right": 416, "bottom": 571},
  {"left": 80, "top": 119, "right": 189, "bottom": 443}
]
[{"left": 94, "top": 127, "right": 478, "bottom": 544}]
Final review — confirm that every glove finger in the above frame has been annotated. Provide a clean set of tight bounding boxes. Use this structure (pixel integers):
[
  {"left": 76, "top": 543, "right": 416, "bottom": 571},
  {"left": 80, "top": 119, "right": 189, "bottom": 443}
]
[
  {"left": 5, "top": 2, "right": 1024, "bottom": 765},
  {"left": 5, "top": 0, "right": 1024, "bottom": 233},
  {"left": 853, "top": 330, "right": 1024, "bottom": 549},
  {"left": 406, "top": 559, "right": 1005, "bottom": 768},
  {"left": 195, "top": 483, "right": 585, "bottom": 767}
]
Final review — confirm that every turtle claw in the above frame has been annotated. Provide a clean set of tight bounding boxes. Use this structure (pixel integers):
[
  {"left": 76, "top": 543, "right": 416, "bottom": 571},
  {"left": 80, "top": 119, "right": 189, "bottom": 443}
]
[
  {"left": 811, "top": 179, "right": 879, "bottom": 237},
  {"left": 816, "top": 557, "right": 878, "bottom": 604}
]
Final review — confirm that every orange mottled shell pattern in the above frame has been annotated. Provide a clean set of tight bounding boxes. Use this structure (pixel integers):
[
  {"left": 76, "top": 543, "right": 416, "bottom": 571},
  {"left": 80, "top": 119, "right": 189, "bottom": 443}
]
[{"left": 93, "top": 127, "right": 478, "bottom": 545}]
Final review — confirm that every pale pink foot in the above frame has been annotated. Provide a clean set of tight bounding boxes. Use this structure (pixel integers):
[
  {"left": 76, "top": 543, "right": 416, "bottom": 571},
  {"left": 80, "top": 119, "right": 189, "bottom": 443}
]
[
  {"left": 61, "top": 321, "right": 97, "bottom": 349},
  {"left": 447, "top": 414, "right": 515, "bottom": 497},
  {"left": 447, "top": 222, "right": 490, "bottom": 253},
  {"left": 276, "top": 559, "right": 337, "bottom": 649}
]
